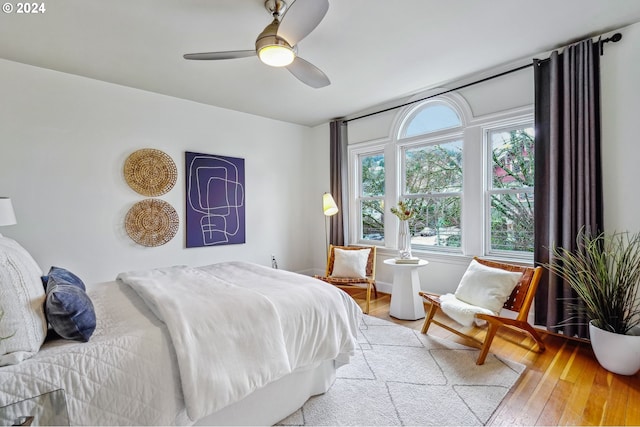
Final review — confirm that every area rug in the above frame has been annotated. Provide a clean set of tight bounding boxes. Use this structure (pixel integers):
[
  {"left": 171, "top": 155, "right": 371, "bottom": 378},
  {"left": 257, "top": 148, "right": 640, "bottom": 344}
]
[{"left": 278, "top": 315, "right": 525, "bottom": 426}]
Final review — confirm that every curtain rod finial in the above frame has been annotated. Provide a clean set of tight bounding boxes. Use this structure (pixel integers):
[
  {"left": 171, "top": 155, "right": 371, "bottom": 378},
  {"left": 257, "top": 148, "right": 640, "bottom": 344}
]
[{"left": 603, "top": 32, "right": 622, "bottom": 44}]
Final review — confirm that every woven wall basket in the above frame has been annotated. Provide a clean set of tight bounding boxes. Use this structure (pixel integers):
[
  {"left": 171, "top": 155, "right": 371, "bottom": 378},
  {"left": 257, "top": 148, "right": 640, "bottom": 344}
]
[
  {"left": 125, "top": 199, "right": 179, "bottom": 247},
  {"left": 124, "top": 148, "right": 177, "bottom": 197}
]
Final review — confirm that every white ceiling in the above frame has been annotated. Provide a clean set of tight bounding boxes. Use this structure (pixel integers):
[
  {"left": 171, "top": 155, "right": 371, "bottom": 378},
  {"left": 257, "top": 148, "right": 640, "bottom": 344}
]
[{"left": 2, "top": 0, "right": 640, "bottom": 127}]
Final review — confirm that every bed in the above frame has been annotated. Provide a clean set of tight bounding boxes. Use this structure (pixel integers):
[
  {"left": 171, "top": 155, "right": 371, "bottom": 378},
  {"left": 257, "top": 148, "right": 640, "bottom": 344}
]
[{"left": 0, "top": 235, "right": 362, "bottom": 426}]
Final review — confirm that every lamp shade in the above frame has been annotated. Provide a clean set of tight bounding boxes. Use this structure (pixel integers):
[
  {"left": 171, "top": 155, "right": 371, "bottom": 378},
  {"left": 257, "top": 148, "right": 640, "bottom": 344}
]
[
  {"left": 323, "top": 193, "right": 339, "bottom": 216},
  {"left": 0, "top": 197, "right": 17, "bottom": 226}
]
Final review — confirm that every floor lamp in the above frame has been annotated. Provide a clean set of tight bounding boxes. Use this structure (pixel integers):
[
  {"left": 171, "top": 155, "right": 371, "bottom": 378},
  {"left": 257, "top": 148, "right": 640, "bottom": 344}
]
[{"left": 322, "top": 193, "right": 338, "bottom": 259}]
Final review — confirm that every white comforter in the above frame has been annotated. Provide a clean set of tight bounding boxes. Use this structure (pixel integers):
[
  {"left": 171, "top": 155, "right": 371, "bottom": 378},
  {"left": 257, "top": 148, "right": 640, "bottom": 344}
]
[
  {"left": 0, "top": 280, "right": 188, "bottom": 426},
  {"left": 117, "top": 261, "right": 362, "bottom": 421}
]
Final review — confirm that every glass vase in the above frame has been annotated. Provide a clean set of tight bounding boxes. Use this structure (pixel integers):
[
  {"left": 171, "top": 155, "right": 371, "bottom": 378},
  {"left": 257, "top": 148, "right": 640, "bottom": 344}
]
[{"left": 398, "top": 220, "right": 412, "bottom": 259}]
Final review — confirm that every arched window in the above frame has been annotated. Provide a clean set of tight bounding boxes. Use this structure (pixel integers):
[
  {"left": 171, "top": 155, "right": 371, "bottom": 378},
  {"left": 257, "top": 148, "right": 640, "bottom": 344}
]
[
  {"left": 396, "top": 99, "right": 465, "bottom": 252},
  {"left": 400, "top": 102, "right": 462, "bottom": 138}
]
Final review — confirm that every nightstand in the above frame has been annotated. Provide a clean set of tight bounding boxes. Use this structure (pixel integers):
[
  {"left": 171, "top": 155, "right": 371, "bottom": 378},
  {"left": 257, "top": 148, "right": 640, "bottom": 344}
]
[{"left": 384, "top": 258, "right": 429, "bottom": 320}]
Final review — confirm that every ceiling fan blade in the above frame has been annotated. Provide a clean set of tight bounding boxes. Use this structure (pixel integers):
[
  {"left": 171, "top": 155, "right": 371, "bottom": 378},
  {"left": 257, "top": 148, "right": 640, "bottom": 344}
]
[
  {"left": 286, "top": 56, "right": 330, "bottom": 88},
  {"left": 277, "top": 0, "right": 329, "bottom": 46},
  {"left": 183, "top": 50, "right": 256, "bottom": 60}
]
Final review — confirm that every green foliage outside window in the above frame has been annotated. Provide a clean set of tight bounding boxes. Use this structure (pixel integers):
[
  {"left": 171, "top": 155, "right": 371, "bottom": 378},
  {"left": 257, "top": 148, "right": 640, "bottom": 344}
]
[
  {"left": 490, "top": 128, "right": 535, "bottom": 252},
  {"left": 404, "top": 141, "right": 463, "bottom": 248},
  {"left": 361, "top": 154, "right": 385, "bottom": 240}
]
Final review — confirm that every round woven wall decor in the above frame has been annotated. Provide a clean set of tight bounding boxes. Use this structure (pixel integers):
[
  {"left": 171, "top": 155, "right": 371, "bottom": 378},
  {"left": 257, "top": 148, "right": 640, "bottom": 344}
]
[
  {"left": 124, "top": 149, "right": 177, "bottom": 197},
  {"left": 125, "top": 199, "right": 179, "bottom": 247}
]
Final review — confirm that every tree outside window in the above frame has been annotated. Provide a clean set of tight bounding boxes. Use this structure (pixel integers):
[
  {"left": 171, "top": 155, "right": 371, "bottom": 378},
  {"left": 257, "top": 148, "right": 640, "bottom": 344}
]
[
  {"left": 359, "top": 152, "right": 385, "bottom": 242},
  {"left": 488, "top": 126, "right": 535, "bottom": 254},
  {"left": 403, "top": 140, "right": 463, "bottom": 249}
]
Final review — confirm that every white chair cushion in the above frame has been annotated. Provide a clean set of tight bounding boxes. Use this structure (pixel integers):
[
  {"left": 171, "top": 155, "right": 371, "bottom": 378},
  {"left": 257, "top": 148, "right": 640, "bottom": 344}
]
[
  {"left": 331, "top": 248, "right": 371, "bottom": 278},
  {"left": 439, "top": 293, "right": 495, "bottom": 327},
  {"left": 0, "top": 234, "right": 47, "bottom": 366},
  {"left": 454, "top": 259, "right": 522, "bottom": 314}
]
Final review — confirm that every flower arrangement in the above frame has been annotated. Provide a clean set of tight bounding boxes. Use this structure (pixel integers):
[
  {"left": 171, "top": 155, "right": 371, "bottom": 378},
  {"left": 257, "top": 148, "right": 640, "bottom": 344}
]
[{"left": 390, "top": 200, "right": 413, "bottom": 221}]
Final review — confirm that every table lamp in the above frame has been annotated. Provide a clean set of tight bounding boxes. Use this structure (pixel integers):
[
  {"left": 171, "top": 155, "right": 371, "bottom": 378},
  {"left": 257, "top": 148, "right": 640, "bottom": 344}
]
[{"left": 0, "top": 197, "right": 17, "bottom": 226}]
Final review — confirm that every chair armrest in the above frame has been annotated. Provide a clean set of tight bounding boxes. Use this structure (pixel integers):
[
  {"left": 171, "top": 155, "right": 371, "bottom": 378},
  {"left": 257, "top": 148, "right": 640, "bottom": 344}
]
[{"left": 418, "top": 291, "right": 441, "bottom": 306}]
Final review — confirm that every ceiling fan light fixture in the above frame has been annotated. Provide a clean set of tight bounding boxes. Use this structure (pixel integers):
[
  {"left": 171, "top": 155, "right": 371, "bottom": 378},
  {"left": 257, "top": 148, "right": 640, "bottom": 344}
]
[
  {"left": 257, "top": 39, "right": 295, "bottom": 67},
  {"left": 256, "top": 19, "right": 295, "bottom": 67},
  {"left": 258, "top": 44, "right": 295, "bottom": 67}
]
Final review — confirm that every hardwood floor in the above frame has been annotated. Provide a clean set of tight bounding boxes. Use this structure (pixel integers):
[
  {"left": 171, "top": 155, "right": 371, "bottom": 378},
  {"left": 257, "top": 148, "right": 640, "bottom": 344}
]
[{"left": 345, "top": 289, "right": 640, "bottom": 426}]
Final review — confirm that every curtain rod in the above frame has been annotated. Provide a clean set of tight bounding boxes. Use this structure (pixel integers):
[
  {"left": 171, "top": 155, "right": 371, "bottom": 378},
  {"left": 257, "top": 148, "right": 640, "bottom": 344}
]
[{"left": 344, "top": 32, "right": 622, "bottom": 124}]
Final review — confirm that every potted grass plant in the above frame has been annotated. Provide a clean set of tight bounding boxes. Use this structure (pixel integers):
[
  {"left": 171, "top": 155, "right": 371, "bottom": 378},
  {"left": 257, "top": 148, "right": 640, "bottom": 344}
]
[{"left": 546, "top": 229, "right": 640, "bottom": 375}]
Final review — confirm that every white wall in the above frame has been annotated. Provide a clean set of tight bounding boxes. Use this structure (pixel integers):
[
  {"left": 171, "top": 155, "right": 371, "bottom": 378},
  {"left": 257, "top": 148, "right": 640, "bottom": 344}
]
[
  {"left": 601, "top": 23, "right": 640, "bottom": 234},
  {"left": 0, "top": 58, "right": 323, "bottom": 284},
  {"left": 346, "top": 22, "right": 640, "bottom": 295},
  {"left": 306, "top": 122, "right": 333, "bottom": 274},
  {"left": 600, "top": 23, "right": 640, "bottom": 305}
]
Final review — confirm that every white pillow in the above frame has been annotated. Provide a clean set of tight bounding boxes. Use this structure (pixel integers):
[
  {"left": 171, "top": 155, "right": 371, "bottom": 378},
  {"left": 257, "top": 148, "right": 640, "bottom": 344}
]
[
  {"left": 331, "top": 248, "right": 371, "bottom": 278},
  {"left": 453, "top": 259, "right": 522, "bottom": 314},
  {"left": 0, "top": 235, "right": 47, "bottom": 366}
]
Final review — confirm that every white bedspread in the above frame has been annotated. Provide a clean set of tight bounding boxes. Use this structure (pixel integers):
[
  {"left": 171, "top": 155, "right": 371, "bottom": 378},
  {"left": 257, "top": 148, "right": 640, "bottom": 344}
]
[
  {"left": 117, "top": 261, "right": 361, "bottom": 421},
  {"left": 0, "top": 280, "right": 187, "bottom": 426}
]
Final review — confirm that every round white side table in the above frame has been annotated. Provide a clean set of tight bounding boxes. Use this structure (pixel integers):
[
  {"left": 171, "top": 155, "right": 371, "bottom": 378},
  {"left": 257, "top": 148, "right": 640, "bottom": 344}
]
[{"left": 383, "top": 258, "right": 429, "bottom": 320}]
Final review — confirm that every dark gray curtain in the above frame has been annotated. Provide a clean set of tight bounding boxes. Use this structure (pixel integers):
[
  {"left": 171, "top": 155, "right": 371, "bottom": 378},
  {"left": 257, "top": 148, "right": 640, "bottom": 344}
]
[
  {"left": 533, "top": 39, "right": 604, "bottom": 339},
  {"left": 329, "top": 119, "right": 348, "bottom": 246}
]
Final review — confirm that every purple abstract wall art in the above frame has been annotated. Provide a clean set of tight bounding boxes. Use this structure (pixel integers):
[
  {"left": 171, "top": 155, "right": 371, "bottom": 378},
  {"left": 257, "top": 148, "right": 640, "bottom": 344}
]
[{"left": 185, "top": 151, "right": 245, "bottom": 248}]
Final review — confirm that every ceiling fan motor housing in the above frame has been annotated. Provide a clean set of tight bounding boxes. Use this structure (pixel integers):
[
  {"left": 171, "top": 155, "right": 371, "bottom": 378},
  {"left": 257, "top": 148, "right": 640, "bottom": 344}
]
[{"left": 255, "top": 19, "right": 297, "bottom": 67}]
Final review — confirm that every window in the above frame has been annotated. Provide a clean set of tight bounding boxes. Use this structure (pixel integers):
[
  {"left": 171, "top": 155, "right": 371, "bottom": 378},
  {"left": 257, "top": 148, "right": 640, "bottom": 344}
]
[
  {"left": 358, "top": 151, "right": 385, "bottom": 242},
  {"left": 350, "top": 93, "right": 534, "bottom": 261},
  {"left": 399, "top": 101, "right": 464, "bottom": 252},
  {"left": 403, "top": 140, "right": 463, "bottom": 251},
  {"left": 487, "top": 125, "right": 535, "bottom": 256}
]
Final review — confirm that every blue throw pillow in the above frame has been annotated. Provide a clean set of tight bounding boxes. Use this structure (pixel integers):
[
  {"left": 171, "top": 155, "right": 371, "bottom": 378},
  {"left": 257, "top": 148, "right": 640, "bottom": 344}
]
[
  {"left": 44, "top": 267, "right": 96, "bottom": 342},
  {"left": 43, "top": 266, "right": 86, "bottom": 291}
]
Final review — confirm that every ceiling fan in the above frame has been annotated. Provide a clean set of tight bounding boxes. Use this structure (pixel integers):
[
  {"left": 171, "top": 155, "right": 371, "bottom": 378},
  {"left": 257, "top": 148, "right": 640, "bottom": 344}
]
[{"left": 183, "top": 0, "right": 330, "bottom": 89}]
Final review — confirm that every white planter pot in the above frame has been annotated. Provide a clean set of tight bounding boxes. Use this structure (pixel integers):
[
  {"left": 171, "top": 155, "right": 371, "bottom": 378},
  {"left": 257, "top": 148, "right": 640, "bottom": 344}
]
[{"left": 589, "top": 321, "right": 640, "bottom": 376}]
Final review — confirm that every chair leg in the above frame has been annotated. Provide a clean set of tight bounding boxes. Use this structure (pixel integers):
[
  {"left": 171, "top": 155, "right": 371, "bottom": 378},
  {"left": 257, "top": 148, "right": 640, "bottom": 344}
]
[
  {"left": 364, "top": 283, "right": 371, "bottom": 314},
  {"left": 519, "top": 322, "right": 546, "bottom": 353},
  {"left": 420, "top": 301, "right": 438, "bottom": 334},
  {"left": 476, "top": 322, "right": 499, "bottom": 365}
]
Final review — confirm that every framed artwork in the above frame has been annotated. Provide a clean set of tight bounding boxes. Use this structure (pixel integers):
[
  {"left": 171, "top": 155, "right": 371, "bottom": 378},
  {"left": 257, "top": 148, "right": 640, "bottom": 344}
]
[{"left": 185, "top": 151, "right": 245, "bottom": 248}]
